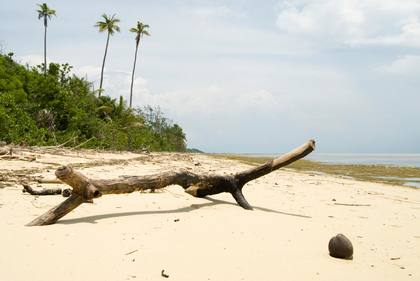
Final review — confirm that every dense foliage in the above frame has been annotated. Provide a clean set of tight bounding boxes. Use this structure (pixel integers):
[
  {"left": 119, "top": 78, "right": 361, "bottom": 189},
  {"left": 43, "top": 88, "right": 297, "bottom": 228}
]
[{"left": 0, "top": 53, "right": 187, "bottom": 152}]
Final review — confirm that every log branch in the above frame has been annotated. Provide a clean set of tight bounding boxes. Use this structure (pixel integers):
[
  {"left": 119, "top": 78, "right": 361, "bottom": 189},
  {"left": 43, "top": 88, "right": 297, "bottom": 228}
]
[
  {"left": 26, "top": 140, "right": 315, "bottom": 226},
  {"left": 22, "top": 184, "right": 62, "bottom": 195}
]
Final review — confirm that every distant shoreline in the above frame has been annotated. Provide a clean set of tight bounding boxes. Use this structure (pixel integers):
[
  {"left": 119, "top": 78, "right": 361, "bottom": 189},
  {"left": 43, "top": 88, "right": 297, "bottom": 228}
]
[
  {"left": 210, "top": 153, "right": 420, "bottom": 188},
  {"left": 237, "top": 153, "right": 420, "bottom": 168}
]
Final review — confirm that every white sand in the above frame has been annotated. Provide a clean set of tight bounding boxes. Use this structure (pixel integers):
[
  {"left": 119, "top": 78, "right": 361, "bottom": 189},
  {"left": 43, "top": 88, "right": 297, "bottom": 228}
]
[{"left": 0, "top": 148, "right": 419, "bottom": 280}]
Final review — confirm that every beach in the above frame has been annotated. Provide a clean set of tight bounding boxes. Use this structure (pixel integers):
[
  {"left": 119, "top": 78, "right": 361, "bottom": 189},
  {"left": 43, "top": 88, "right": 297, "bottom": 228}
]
[{"left": 0, "top": 147, "right": 419, "bottom": 280}]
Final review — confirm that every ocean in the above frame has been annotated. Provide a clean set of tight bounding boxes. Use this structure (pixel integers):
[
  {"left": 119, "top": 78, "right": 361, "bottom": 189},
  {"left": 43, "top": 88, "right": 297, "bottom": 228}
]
[
  {"left": 241, "top": 153, "right": 420, "bottom": 188},
  {"left": 244, "top": 153, "right": 420, "bottom": 168}
]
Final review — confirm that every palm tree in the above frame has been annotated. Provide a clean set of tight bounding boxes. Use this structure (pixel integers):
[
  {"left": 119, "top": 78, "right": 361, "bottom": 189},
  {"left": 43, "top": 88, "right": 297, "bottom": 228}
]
[
  {"left": 36, "top": 3, "right": 56, "bottom": 74},
  {"left": 129, "top": 21, "right": 150, "bottom": 108},
  {"left": 94, "top": 13, "right": 120, "bottom": 97}
]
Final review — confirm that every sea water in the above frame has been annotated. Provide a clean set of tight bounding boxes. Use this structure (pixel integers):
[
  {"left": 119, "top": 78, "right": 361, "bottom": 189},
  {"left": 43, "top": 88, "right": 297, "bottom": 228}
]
[
  {"left": 244, "top": 153, "right": 420, "bottom": 168},
  {"left": 305, "top": 153, "right": 420, "bottom": 168},
  {"left": 242, "top": 153, "right": 420, "bottom": 188}
]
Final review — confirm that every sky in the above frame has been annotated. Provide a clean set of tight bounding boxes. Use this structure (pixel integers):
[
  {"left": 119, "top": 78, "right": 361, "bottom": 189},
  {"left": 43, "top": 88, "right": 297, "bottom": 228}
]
[{"left": 1, "top": 0, "right": 420, "bottom": 153}]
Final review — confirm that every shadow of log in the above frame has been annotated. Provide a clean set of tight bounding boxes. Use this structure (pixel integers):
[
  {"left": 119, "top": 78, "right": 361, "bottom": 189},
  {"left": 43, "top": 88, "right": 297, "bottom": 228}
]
[{"left": 57, "top": 197, "right": 311, "bottom": 225}]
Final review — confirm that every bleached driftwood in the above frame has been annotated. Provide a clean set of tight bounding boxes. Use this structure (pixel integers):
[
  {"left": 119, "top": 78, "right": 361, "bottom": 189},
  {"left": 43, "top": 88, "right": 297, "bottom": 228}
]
[{"left": 26, "top": 140, "right": 315, "bottom": 226}]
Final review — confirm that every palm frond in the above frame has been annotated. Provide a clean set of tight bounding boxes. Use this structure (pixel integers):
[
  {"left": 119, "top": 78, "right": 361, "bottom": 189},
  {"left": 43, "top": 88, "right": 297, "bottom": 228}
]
[
  {"left": 36, "top": 3, "right": 56, "bottom": 24},
  {"left": 94, "top": 13, "right": 121, "bottom": 34},
  {"left": 96, "top": 105, "right": 114, "bottom": 114}
]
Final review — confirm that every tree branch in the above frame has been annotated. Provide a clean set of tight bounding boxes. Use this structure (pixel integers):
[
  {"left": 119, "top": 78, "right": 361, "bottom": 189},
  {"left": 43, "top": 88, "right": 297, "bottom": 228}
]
[
  {"left": 26, "top": 140, "right": 315, "bottom": 226},
  {"left": 22, "top": 184, "right": 62, "bottom": 195}
]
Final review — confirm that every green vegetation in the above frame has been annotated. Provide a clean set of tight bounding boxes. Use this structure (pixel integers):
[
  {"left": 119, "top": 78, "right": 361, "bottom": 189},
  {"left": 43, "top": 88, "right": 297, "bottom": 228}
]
[
  {"left": 0, "top": 53, "right": 187, "bottom": 152},
  {"left": 1, "top": 4, "right": 187, "bottom": 152},
  {"left": 187, "top": 148, "right": 204, "bottom": 153},
  {"left": 211, "top": 154, "right": 420, "bottom": 187}
]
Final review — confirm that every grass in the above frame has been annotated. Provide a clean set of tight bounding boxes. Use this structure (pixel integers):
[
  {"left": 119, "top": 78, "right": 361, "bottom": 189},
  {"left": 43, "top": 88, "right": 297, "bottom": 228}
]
[{"left": 208, "top": 154, "right": 420, "bottom": 187}]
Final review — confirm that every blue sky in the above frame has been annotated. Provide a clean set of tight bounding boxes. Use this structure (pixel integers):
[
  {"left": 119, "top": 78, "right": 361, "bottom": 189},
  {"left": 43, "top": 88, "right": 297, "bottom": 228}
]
[{"left": 1, "top": 0, "right": 420, "bottom": 153}]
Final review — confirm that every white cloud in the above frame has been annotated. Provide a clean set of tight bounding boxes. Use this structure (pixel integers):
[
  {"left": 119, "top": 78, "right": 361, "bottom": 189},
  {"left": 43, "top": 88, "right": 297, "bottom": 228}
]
[
  {"left": 126, "top": 77, "right": 152, "bottom": 106},
  {"left": 132, "top": 58, "right": 370, "bottom": 134},
  {"left": 235, "top": 89, "right": 280, "bottom": 111},
  {"left": 16, "top": 54, "right": 43, "bottom": 66},
  {"left": 72, "top": 65, "right": 101, "bottom": 81},
  {"left": 275, "top": 0, "right": 420, "bottom": 46},
  {"left": 194, "top": 6, "right": 233, "bottom": 18},
  {"left": 134, "top": 84, "right": 234, "bottom": 116},
  {"left": 374, "top": 55, "right": 420, "bottom": 75},
  {"left": 184, "top": 6, "right": 247, "bottom": 19}
]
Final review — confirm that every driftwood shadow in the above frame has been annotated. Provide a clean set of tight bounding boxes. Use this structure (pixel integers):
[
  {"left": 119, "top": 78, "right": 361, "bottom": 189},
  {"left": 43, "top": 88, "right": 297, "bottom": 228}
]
[
  {"left": 57, "top": 197, "right": 310, "bottom": 225},
  {"left": 205, "top": 197, "right": 312, "bottom": 218}
]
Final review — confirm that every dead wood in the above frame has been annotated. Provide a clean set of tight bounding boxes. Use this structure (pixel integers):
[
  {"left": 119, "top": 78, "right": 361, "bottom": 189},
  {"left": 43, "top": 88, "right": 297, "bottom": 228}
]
[
  {"left": 26, "top": 140, "right": 315, "bottom": 226},
  {"left": 22, "top": 184, "right": 63, "bottom": 195},
  {"left": 334, "top": 203, "right": 371, "bottom": 207},
  {"left": 22, "top": 184, "right": 73, "bottom": 197},
  {"left": 141, "top": 145, "right": 150, "bottom": 154},
  {"left": 35, "top": 178, "right": 63, "bottom": 184},
  {"left": 72, "top": 137, "right": 95, "bottom": 149},
  {"left": 0, "top": 147, "right": 10, "bottom": 156}
]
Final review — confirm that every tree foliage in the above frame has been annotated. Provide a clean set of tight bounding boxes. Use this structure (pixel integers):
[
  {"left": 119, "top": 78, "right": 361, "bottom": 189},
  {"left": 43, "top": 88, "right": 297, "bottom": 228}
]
[
  {"left": 137, "top": 105, "right": 187, "bottom": 152},
  {"left": 0, "top": 53, "right": 187, "bottom": 152}
]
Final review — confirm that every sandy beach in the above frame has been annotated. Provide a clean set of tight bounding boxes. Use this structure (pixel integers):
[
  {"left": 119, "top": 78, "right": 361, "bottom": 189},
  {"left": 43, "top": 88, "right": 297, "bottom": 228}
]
[{"left": 0, "top": 147, "right": 419, "bottom": 280}]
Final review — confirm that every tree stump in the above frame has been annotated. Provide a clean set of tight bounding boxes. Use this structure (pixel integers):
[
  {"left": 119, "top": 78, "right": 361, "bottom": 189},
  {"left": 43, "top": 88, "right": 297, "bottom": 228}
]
[{"left": 26, "top": 140, "right": 315, "bottom": 226}]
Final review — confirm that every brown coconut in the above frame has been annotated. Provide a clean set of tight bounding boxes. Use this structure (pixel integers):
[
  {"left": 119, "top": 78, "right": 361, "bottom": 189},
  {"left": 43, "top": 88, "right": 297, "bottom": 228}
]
[{"left": 328, "top": 233, "right": 354, "bottom": 259}]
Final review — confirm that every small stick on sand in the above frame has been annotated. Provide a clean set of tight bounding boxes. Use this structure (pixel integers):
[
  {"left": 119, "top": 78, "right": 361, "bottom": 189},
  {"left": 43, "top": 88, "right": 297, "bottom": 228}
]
[{"left": 334, "top": 203, "right": 371, "bottom": 207}]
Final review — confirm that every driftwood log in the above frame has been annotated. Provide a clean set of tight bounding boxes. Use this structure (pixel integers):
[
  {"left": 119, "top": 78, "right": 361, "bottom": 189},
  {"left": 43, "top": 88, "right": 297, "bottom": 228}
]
[{"left": 26, "top": 140, "right": 315, "bottom": 226}]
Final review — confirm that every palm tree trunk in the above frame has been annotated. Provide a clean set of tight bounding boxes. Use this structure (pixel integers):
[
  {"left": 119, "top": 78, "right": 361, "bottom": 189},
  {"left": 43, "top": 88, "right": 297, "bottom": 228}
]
[
  {"left": 130, "top": 41, "right": 140, "bottom": 108},
  {"left": 43, "top": 20, "right": 47, "bottom": 74},
  {"left": 99, "top": 32, "right": 110, "bottom": 97}
]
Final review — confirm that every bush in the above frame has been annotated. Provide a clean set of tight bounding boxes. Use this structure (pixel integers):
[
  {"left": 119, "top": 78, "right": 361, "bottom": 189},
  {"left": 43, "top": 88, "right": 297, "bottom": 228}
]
[{"left": 0, "top": 53, "right": 187, "bottom": 151}]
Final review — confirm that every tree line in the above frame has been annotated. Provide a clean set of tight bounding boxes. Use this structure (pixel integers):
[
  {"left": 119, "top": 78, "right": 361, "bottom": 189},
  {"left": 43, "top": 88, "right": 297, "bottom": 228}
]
[
  {"left": 0, "top": 3, "right": 187, "bottom": 151},
  {"left": 0, "top": 52, "right": 187, "bottom": 152}
]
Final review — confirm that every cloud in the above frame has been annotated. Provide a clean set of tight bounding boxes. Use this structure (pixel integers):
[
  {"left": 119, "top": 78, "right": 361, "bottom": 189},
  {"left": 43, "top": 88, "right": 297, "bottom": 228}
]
[
  {"left": 130, "top": 58, "right": 371, "bottom": 136},
  {"left": 374, "top": 55, "right": 420, "bottom": 75},
  {"left": 16, "top": 54, "right": 43, "bottom": 66},
  {"left": 235, "top": 89, "right": 280, "bottom": 112},
  {"left": 123, "top": 76, "right": 151, "bottom": 106},
  {"left": 184, "top": 6, "right": 247, "bottom": 19},
  {"left": 72, "top": 65, "right": 101, "bottom": 81},
  {"left": 275, "top": 0, "right": 420, "bottom": 47},
  {"left": 194, "top": 6, "right": 233, "bottom": 18},
  {"left": 132, "top": 84, "right": 234, "bottom": 116}
]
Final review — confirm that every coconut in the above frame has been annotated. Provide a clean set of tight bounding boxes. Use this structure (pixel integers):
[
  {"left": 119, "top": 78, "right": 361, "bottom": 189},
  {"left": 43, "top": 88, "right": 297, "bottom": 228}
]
[{"left": 328, "top": 233, "right": 354, "bottom": 259}]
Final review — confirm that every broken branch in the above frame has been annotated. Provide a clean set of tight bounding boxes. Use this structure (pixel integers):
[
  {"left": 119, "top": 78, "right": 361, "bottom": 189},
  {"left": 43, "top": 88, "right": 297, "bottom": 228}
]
[
  {"left": 334, "top": 203, "right": 371, "bottom": 207},
  {"left": 22, "top": 184, "right": 62, "bottom": 196},
  {"left": 26, "top": 140, "right": 315, "bottom": 226}
]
